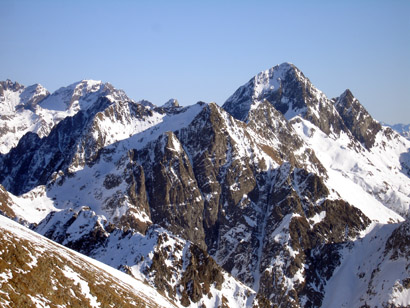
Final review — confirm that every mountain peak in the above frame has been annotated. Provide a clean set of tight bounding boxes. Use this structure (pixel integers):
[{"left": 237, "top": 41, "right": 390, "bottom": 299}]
[
  {"left": 223, "top": 62, "right": 325, "bottom": 123},
  {"left": 384, "top": 123, "right": 410, "bottom": 140},
  {"left": 0, "top": 80, "right": 50, "bottom": 114},
  {"left": 335, "top": 89, "right": 354, "bottom": 106}
]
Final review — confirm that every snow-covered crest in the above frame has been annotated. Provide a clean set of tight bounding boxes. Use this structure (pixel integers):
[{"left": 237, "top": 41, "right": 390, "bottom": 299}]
[
  {"left": 39, "top": 79, "right": 131, "bottom": 112},
  {"left": 0, "top": 79, "right": 132, "bottom": 154}
]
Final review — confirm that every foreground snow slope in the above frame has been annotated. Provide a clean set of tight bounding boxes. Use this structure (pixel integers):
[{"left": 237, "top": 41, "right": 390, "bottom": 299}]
[{"left": 0, "top": 214, "right": 175, "bottom": 308}]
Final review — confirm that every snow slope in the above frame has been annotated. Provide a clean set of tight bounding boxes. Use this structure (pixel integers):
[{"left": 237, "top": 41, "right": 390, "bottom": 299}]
[
  {"left": 292, "top": 117, "right": 409, "bottom": 220},
  {"left": 322, "top": 220, "right": 410, "bottom": 307},
  {"left": 0, "top": 214, "right": 176, "bottom": 308}
]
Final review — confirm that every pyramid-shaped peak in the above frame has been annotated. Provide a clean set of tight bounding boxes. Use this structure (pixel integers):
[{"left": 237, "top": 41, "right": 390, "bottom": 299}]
[
  {"left": 335, "top": 89, "right": 355, "bottom": 105},
  {"left": 334, "top": 89, "right": 365, "bottom": 111},
  {"left": 223, "top": 62, "right": 319, "bottom": 122},
  {"left": 252, "top": 63, "right": 302, "bottom": 100},
  {"left": 259, "top": 62, "right": 303, "bottom": 79}
]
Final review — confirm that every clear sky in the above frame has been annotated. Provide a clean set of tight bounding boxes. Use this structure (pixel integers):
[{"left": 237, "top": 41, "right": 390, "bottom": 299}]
[{"left": 1, "top": 0, "right": 409, "bottom": 124}]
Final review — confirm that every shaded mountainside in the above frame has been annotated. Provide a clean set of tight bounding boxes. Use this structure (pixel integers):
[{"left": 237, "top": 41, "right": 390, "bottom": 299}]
[{"left": 0, "top": 62, "right": 409, "bottom": 307}]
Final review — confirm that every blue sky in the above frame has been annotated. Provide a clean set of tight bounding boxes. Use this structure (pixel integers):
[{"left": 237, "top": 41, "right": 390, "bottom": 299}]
[{"left": 1, "top": 0, "right": 409, "bottom": 124}]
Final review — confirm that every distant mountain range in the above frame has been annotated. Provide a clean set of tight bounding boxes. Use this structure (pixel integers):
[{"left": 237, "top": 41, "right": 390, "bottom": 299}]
[{"left": 0, "top": 63, "right": 409, "bottom": 308}]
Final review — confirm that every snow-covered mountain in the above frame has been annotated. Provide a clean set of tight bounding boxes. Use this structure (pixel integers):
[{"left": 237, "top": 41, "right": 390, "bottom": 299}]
[
  {"left": 0, "top": 63, "right": 409, "bottom": 307},
  {"left": 0, "top": 79, "right": 131, "bottom": 154}
]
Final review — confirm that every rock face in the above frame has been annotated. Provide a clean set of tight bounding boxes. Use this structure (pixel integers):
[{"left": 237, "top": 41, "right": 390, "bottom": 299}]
[
  {"left": 383, "top": 123, "right": 410, "bottom": 141},
  {"left": 134, "top": 131, "right": 206, "bottom": 247},
  {"left": 0, "top": 63, "right": 409, "bottom": 308},
  {"left": 0, "top": 97, "right": 112, "bottom": 195}
]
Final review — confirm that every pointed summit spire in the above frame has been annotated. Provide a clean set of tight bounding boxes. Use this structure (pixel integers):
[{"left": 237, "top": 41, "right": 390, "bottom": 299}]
[{"left": 334, "top": 89, "right": 382, "bottom": 149}]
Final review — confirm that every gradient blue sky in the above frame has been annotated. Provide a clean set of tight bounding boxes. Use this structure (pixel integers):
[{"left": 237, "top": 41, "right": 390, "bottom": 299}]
[{"left": 1, "top": 0, "right": 409, "bottom": 124}]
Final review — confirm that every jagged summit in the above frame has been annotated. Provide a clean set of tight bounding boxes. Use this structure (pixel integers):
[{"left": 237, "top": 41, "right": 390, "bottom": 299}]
[
  {"left": 0, "top": 79, "right": 24, "bottom": 92},
  {"left": 0, "top": 79, "right": 133, "bottom": 154},
  {"left": 223, "top": 62, "right": 296, "bottom": 121},
  {"left": 38, "top": 79, "right": 130, "bottom": 112},
  {"left": 385, "top": 123, "right": 410, "bottom": 140}
]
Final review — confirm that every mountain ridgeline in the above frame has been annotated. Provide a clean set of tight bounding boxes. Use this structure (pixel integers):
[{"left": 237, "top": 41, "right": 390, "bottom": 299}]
[{"left": 0, "top": 63, "right": 409, "bottom": 308}]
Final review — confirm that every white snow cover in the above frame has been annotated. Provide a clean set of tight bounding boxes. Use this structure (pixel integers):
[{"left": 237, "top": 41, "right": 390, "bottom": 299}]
[
  {"left": 2, "top": 73, "right": 409, "bottom": 307},
  {"left": 126, "top": 102, "right": 206, "bottom": 150},
  {"left": 33, "top": 206, "right": 257, "bottom": 308},
  {"left": 322, "top": 221, "right": 410, "bottom": 307},
  {"left": 0, "top": 103, "right": 207, "bottom": 228},
  {"left": 292, "top": 117, "right": 408, "bottom": 222},
  {"left": 0, "top": 84, "right": 51, "bottom": 153},
  {"left": 39, "top": 80, "right": 104, "bottom": 111},
  {"left": 62, "top": 266, "right": 100, "bottom": 308},
  {"left": 8, "top": 186, "right": 58, "bottom": 224},
  {"left": 162, "top": 98, "right": 179, "bottom": 108},
  {"left": 252, "top": 63, "right": 289, "bottom": 100}
]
